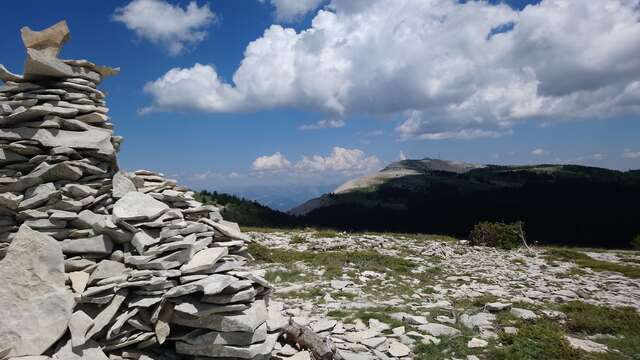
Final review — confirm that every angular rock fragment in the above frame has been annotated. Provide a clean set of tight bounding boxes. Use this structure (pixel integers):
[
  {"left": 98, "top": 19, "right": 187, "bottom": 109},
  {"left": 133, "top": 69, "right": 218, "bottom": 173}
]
[
  {"left": 69, "top": 311, "right": 93, "bottom": 347},
  {"left": 112, "top": 191, "right": 169, "bottom": 221},
  {"left": 61, "top": 234, "right": 113, "bottom": 255},
  {"left": 181, "top": 247, "right": 228, "bottom": 274},
  {"left": 21, "top": 20, "right": 70, "bottom": 57},
  {"left": 0, "top": 226, "right": 74, "bottom": 357},
  {"left": 172, "top": 299, "right": 268, "bottom": 332},
  {"left": 112, "top": 171, "right": 136, "bottom": 198}
]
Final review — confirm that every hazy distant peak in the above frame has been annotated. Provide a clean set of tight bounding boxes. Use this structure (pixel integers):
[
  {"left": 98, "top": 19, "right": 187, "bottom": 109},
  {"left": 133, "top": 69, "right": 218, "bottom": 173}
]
[{"left": 382, "top": 158, "right": 485, "bottom": 174}]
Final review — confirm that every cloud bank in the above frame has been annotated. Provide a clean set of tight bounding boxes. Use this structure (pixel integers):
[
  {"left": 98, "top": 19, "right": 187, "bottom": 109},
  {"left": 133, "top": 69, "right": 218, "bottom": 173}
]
[
  {"left": 252, "top": 147, "right": 381, "bottom": 174},
  {"left": 144, "top": 0, "right": 640, "bottom": 138}
]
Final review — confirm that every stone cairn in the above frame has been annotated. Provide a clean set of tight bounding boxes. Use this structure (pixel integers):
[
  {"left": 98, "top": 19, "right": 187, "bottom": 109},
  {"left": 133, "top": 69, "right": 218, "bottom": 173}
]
[{"left": 0, "top": 21, "right": 286, "bottom": 360}]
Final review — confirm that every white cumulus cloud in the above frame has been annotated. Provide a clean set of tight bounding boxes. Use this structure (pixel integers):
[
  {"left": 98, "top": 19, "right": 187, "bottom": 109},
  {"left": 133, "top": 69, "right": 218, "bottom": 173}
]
[
  {"left": 531, "top": 148, "right": 547, "bottom": 156},
  {"left": 260, "top": 0, "right": 325, "bottom": 22},
  {"left": 252, "top": 152, "right": 292, "bottom": 171},
  {"left": 294, "top": 147, "right": 381, "bottom": 173},
  {"left": 114, "top": 0, "right": 215, "bottom": 55},
  {"left": 144, "top": 0, "right": 640, "bottom": 138}
]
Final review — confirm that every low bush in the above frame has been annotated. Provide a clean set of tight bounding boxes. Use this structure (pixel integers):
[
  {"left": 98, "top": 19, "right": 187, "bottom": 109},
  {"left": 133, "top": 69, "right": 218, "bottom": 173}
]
[
  {"left": 290, "top": 234, "right": 306, "bottom": 244},
  {"left": 631, "top": 235, "right": 640, "bottom": 250},
  {"left": 468, "top": 221, "right": 524, "bottom": 250}
]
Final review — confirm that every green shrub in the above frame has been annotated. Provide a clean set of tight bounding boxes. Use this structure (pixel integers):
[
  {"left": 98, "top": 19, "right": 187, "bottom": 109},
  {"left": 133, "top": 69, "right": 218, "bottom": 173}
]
[
  {"left": 468, "top": 221, "right": 524, "bottom": 250},
  {"left": 290, "top": 234, "right": 306, "bottom": 244},
  {"left": 631, "top": 235, "right": 640, "bottom": 250}
]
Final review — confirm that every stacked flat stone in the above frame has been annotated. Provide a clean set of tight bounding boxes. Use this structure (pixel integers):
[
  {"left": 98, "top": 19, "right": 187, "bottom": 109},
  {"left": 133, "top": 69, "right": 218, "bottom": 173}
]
[{"left": 0, "top": 21, "right": 283, "bottom": 360}]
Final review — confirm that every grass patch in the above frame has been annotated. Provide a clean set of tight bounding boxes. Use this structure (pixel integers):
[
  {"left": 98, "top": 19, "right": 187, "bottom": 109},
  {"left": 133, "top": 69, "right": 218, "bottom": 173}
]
[
  {"left": 241, "top": 226, "right": 296, "bottom": 233},
  {"left": 565, "top": 266, "right": 588, "bottom": 277},
  {"left": 285, "top": 287, "right": 325, "bottom": 300},
  {"left": 249, "top": 242, "right": 414, "bottom": 278},
  {"left": 545, "top": 249, "right": 640, "bottom": 279},
  {"left": 414, "top": 335, "right": 479, "bottom": 360},
  {"left": 489, "top": 321, "right": 581, "bottom": 360},
  {"left": 327, "top": 309, "right": 352, "bottom": 319},
  {"left": 352, "top": 308, "right": 405, "bottom": 329},
  {"left": 264, "top": 269, "right": 306, "bottom": 283},
  {"left": 454, "top": 294, "right": 500, "bottom": 309},
  {"left": 328, "top": 307, "right": 404, "bottom": 329},
  {"left": 313, "top": 229, "right": 340, "bottom": 238},
  {"left": 530, "top": 301, "right": 640, "bottom": 359},
  {"left": 333, "top": 291, "right": 358, "bottom": 300},
  {"left": 490, "top": 302, "right": 640, "bottom": 359},
  {"left": 561, "top": 301, "right": 640, "bottom": 335}
]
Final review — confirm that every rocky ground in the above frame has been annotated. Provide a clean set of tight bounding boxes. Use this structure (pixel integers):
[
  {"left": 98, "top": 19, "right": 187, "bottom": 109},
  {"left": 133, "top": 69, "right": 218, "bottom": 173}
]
[{"left": 246, "top": 229, "right": 640, "bottom": 360}]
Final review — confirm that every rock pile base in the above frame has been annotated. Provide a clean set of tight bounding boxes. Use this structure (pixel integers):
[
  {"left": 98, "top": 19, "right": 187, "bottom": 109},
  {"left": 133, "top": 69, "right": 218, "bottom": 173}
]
[{"left": 0, "top": 21, "right": 284, "bottom": 360}]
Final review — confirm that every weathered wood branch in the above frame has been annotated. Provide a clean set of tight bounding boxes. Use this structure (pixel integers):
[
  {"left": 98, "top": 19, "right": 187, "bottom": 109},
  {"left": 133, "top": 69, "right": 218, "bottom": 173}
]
[
  {"left": 282, "top": 321, "right": 339, "bottom": 360},
  {"left": 517, "top": 222, "right": 531, "bottom": 251}
]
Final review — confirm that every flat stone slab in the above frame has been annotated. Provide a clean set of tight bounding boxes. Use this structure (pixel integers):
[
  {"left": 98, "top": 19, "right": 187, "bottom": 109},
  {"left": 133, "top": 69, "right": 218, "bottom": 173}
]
[
  {"left": 0, "top": 225, "right": 74, "bottom": 357},
  {"left": 112, "top": 191, "right": 169, "bottom": 221},
  {"left": 510, "top": 308, "right": 538, "bottom": 320},
  {"left": 417, "top": 323, "right": 461, "bottom": 337},
  {"left": 180, "top": 247, "right": 228, "bottom": 274},
  {"left": 566, "top": 336, "right": 609, "bottom": 353},
  {"left": 177, "top": 322, "right": 268, "bottom": 349},
  {"left": 172, "top": 299, "right": 267, "bottom": 333},
  {"left": 165, "top": 274, "right": 239, "bottom": 298},
  {"left": 176, "top": 330, "right": 277, "bottom": 358},
  {"left": 61, "top": 234, "right": 114, "bottom": 255},
  {"left": 0, "top": 126, "right": 115, "bottom": 156}
]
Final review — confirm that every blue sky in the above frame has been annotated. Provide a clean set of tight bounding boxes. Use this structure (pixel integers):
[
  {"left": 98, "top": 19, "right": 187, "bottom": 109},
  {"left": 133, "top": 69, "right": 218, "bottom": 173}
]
[{"left": 2, "top": 0, "right": 639, "bottom": 209}]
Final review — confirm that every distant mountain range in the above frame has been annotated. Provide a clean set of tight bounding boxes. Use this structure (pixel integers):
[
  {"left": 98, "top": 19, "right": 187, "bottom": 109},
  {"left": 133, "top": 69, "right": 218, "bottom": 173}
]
[
  {"left": 202, "top": 158, "right": 640, "bottom": 248},
  {"left": 227, "top": 184, "right": 338, "bottom": 211}
]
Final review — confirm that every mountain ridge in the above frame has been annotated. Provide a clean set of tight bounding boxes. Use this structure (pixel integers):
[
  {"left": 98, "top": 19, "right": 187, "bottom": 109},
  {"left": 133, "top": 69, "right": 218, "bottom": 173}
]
[{"left": 286, "top": 158, "right": 640, "bottom": 248}]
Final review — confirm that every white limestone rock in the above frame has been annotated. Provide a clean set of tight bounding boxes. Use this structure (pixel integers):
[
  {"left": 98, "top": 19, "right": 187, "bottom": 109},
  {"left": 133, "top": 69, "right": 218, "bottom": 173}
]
[
  {"left": 0, "top": 225, "right": 74, "bottom": 357},
  {"left": 171, "top": 299, "right": 268, "bottom": 332},
  {"left": 176, "top": 331, "right": 278, "bottom": 359},
  {"left": 417, "top": 323, "right": 461, "bottom": 337},
  {"left": 0, "top": 126, "right": 115, "bottom": 156},
  {"left": 510, "top": 308, "right": 538, "bottom": 320},
  {"left": 485, "top": 302, "right": 512, "bottom": 312},
  {"left": 112, "top": 191, "right": 169, "bottom": 221},
  {"left": 112, "top": 171, "right": 136, "bottom": 198},
  {"left": 565, "top": 336, "right": 609, "bottom": 353},
  {"left": 61, "top": 234, "right": 114, "bottom": 255},
  {"left": 388, "top": 341, "right": 410, "bottom": 357},
  {"left": 176, "top": 322, "right": 268, "bottom": 349},
  {"left": 180, "top": 247, "right": 228, "bottom": 274},
  {"left": 467, "top": 338, "right": 488, "bottom": 348},
  {"left": 68, "top": 311, "right": 93, "bottom": 347},
  {"left": 460, "top": 312, "right": 495, "bottom": 330}
]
